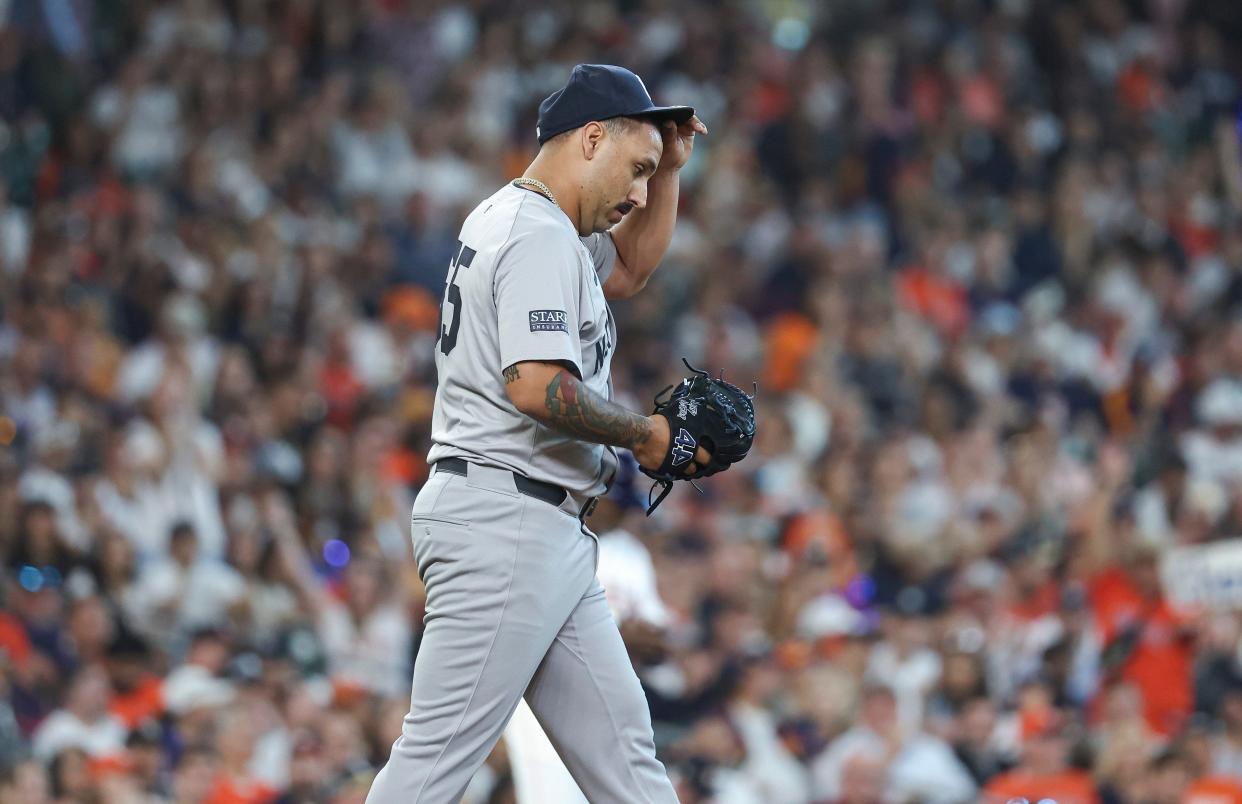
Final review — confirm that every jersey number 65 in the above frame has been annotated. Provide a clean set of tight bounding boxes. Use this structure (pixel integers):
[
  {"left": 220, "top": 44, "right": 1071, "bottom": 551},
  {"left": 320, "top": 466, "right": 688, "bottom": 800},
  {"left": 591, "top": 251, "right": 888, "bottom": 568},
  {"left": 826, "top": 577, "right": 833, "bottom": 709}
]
[{"left": 438, "top": 240, "right": 476, "bottom": 356}]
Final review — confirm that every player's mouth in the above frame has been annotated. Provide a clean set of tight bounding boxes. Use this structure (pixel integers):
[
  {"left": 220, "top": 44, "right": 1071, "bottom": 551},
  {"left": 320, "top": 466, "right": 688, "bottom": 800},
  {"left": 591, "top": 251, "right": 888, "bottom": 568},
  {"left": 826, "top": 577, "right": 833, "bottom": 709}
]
[{"left": 610, "top": 202, "right": 634, "bottom": 223}]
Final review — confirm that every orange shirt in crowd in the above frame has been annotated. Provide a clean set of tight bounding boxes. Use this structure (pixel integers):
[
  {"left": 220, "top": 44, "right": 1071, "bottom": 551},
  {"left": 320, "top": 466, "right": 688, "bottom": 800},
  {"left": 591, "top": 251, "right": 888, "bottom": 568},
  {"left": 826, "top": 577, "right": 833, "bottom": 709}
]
[
  {"left": 782, "top": 508, "right": 856, "bottom": 589},
  {"left": 204, "top": 777, "right": 278, "bottom": 804},
  {"left": 983, "top": 769, "right": 1100, "bottom": 804},
  {"left": 764, "top": 312, "right": 818, "bottom": 393},
  {"left": 1089, "top": 568, "right": 1194, "bottom": 735},
  {"left": 895, "top": 266, "right": 969, "bottom": 337},
  {"left": 1184, "top": 777, "right": 1242, "bottom": 804},
  {"left": 109, "top": 676, "right": 165, "bottom": 729},
  {"left": 1008, "top": 580, "right": 1060, "bottom": 622},
  {"left": 0, "top": 612, "right": 31, "bottom": 669}
]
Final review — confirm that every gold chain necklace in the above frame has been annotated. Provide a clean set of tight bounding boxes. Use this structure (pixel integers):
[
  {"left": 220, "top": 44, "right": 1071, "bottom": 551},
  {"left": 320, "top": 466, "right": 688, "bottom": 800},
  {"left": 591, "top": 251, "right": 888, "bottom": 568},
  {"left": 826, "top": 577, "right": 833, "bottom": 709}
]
[{"left": 511, "top": 177, "right": 558, "bottom": 208}]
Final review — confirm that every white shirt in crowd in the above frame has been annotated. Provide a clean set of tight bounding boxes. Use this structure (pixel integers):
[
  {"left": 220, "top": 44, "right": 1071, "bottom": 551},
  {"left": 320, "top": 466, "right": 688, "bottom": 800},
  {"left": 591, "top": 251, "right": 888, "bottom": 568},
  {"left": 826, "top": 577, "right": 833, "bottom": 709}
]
[
  {"left": 595, "top": 527, "right": 670, "bottom": 627},
  {"left": 96, "top": 419, "right": 228, "bottom": 561},
  {"left": 129, "top": 557, "right": 245, "bottom": 640},
  {"left": 0, "top": 202, "right": 30, "bottom": 276},
  {"left": 316, "top": 600, "right": 412, "bottom": 699},
  {"left": 866, "top": 642, "right": 943, "bottom": 738},
  {"left": 811, "top": 726, "right": 976, "bottom": 804},
  {"left": 729, "top": 701, "right": 811, "bottom": 804},
  {"left": 31, "top": 710, "right": 127, "bottom": 762}
]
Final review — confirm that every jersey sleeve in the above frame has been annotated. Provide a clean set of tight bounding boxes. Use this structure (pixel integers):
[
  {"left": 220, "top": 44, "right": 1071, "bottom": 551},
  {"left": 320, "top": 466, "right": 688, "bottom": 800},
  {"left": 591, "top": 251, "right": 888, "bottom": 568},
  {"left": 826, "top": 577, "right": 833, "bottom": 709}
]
[
  {"left": 581, "top": 232, "right": 617, "bottom": 283},
  {"left": 495, "top": 230, "right": 584, "bottom": 377}
]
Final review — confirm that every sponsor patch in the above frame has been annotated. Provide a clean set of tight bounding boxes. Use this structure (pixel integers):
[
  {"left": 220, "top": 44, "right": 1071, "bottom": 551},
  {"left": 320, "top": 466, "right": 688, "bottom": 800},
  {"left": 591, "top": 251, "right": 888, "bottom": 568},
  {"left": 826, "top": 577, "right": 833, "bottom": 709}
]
[{"left": 529, "top": 309, "right": 569, "bottom": 332}]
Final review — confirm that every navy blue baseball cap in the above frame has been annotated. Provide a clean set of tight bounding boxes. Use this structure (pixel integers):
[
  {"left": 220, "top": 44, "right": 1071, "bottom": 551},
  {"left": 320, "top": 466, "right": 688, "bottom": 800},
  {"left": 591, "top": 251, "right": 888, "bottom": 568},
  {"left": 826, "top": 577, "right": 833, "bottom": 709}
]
[{"left": 536, "top": 64, "right": 694, "bottom": 145}]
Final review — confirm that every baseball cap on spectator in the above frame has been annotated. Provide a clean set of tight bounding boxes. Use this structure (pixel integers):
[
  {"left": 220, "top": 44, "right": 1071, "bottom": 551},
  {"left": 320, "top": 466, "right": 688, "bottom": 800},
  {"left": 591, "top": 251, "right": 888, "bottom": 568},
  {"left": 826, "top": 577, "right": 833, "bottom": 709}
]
[
  {"left": 859, "top": 680, "right": 898, "bottom": 704},
  {"left": 162, "top": 627, "right": 236, "bottom": 713},
  {"left": 536, "top": 64, "right": 694, "bottom": 144},
  {"left": 891, "top": 584, "right": 939, "bottom": 617},
  {"left": 30, "top": 420, "right": 79, "bottom": 460},
  {"left": 977, "top": 302, "right": 1022, "bottom": 337},
  {"left": 893, "top": 481, "right": 955, "bottom": 544},
  {"left": 273, "top": 625, "right": 328, "bottom": 676},
  {"left": 961, "top": 485, "right": 1024, "bottom": 526},
  {"left": 958, "top": 559, "right": 1006, "bottom": 592},
  {"left": 162, "top": 665, "right": 235, "bottom": 714},
  {"left": 253, "top": 440, "right": 303, "bottom": 485},
  {"left": 332, "top": 678, "right": 370, "bottom": 708},
  {"left": 1183, "top": 478, "right": 1228, "bottom": 526},
  {"left": 796, "top": 594, "right": 869, "bottom": 641},
  {"left": 106, "top": 629, "right": 150, "bottom": 661},
  {"left": 160, "top": 293, "right": 207, "bottom": 340},
  {"left": 604, "top": 452, "right": 646, "bottom": 512},
  {"left": 1000, "top": 524, "right": 1053, "bottom": 563},
  {"left": 226, "top": 651, "right": 265, "bottom": 685},
  {"left": 125, "top": 721, "right": 162, "bottom": 750},
  {"left": 1021, "top": 706, "right": 1069, "bottom": 742},
  {"left": 122, "top": 422, "right": 165, "bottom": 471},
  {"left": 16, "top": 471, "right": 72, "bottom": 522}
]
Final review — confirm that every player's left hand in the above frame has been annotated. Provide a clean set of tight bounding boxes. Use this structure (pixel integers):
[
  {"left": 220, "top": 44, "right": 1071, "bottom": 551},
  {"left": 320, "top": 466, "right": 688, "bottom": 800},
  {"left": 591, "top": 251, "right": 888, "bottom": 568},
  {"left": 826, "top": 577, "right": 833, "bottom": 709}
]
[
  {"left": 638, "top": 359, "right": 757, "bottom": 514},
  {"left": 656, "top": 115, "right": 708, "bottom": 175}
]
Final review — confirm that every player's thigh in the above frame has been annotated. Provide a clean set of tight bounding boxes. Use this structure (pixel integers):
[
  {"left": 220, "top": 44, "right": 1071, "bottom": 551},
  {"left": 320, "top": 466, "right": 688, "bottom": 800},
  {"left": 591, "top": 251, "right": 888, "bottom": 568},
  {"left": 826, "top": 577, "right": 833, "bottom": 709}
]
[
  {"left": 411, "top": 474, "right": 596, "bottom": 639},
  {"left": 524, "top": 580, "right": 677, "bottom": 804},
  {"left": 406, "top": 477, "right": 598, "bottom": 723},
  {"left": 409, "top": 478, "right": 520, "bottom": 635}
]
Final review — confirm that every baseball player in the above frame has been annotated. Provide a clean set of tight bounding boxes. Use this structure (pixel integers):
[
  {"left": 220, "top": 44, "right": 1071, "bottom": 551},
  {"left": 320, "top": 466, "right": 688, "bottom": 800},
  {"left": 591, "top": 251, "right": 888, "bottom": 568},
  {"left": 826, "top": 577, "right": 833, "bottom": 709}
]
[{"left": 366, "top": 64, "right": 751, "bottom": 803}]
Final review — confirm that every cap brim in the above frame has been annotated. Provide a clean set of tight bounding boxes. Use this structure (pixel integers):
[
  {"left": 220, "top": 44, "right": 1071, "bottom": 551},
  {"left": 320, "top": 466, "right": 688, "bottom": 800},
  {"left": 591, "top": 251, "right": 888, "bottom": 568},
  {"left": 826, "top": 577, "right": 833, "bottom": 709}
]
[
  {"left": 637, "top": 104, "right": 695, "bottom": 125},
  {"left": 538, "top": 105, "right": 697, "bottom": 144}
]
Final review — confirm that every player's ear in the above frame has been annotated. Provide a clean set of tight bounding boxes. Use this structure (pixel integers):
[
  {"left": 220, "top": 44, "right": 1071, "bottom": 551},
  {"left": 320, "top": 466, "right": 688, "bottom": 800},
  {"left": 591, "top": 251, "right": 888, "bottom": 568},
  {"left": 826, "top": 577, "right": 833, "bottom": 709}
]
[{"left": 581, "top": 121, "right": 605, "bottom": 161}]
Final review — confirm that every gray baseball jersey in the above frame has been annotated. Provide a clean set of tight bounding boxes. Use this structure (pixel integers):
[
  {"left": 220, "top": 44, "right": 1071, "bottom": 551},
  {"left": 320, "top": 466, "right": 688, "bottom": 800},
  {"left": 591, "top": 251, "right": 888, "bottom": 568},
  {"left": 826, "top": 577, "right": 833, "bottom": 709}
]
[{"left": 427, "top": 183, "right": 620, "bottom": 498}]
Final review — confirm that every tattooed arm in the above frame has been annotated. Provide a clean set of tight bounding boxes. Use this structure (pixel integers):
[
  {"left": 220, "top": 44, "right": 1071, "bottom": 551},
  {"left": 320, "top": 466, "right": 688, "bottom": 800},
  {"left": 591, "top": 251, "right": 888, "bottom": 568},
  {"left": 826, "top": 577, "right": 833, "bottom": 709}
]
[{"left": 502, "top": 360, "right": 709, "bottom": 472}]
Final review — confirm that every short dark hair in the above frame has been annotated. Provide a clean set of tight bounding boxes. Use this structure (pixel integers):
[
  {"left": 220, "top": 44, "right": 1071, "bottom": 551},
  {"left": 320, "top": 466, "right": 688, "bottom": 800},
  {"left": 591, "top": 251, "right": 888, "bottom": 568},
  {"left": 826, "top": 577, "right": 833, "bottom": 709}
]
[
  {"left": 544, "top": 115, "right": 658, "bottom": 147},
  {"left": 602, "top": 115, "right": 659, "bottom": 136},
  {"left": 169, "top": 520, "right": 196, "bottom": 541},
  {"left": 174, "top": 745, "right": 217, "bottom": 770}
]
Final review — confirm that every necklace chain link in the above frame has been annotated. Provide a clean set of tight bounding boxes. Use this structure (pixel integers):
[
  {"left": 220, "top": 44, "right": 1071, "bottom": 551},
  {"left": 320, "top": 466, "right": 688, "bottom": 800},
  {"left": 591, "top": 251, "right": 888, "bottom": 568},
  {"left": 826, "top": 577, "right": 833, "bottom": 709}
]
[{"left": 511, "top": 177, "right": 558, "bottom": 208}]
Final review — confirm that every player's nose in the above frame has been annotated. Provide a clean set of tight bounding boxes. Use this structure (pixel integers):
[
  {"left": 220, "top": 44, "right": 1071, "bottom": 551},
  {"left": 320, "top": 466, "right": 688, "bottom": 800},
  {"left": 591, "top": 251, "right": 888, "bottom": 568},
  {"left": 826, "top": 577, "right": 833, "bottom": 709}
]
[{"left": 628, "top": 179, "right": 648, "bottom": 209}]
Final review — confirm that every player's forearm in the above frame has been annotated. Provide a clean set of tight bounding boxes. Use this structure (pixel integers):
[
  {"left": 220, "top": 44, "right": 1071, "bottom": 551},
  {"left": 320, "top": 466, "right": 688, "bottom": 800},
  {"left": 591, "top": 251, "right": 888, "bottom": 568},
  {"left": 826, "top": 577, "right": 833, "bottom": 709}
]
[
  {"left": 504, "top": 361, "right": 664, "bottom": 462},
  {"left": 506, "top": 361, "right": 651, "bottom": 449},
  {"left": 607, "top": 169, "right": 679, "bottom": 292},
  {"left": 542, "top": 367, "right": 653, "bottom": 450}
]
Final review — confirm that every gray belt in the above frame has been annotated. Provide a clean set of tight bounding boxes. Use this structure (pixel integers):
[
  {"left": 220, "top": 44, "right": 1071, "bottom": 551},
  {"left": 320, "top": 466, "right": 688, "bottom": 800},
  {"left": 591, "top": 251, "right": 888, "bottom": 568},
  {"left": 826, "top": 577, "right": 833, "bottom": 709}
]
[{"left": 435, "top": 457, "right": 598, "bottom": 520}]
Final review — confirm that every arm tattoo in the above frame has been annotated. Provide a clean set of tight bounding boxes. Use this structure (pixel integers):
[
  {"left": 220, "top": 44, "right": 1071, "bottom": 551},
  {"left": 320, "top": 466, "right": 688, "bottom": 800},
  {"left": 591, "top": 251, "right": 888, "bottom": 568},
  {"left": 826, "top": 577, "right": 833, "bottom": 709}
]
[
  {"left": 540, "top": 368, "right": 652, "bottom": 450},
  {"left": 503, "top": 364, "right": 520, "bottom": 384}
]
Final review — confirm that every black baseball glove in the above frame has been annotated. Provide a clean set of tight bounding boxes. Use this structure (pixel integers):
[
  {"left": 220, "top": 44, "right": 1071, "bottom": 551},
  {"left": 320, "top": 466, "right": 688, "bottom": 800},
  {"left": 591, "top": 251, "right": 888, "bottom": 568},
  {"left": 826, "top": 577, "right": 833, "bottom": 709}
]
[{"left": 639, "top": 359, "right": 757, "bottom": 514}]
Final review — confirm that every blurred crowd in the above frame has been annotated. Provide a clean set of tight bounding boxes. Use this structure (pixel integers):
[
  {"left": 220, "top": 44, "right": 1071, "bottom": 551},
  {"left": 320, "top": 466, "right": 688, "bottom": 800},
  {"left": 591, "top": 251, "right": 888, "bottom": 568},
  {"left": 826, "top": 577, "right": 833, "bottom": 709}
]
[{"left": 2, "top": 0, "right": 1242, "bottom": 802}]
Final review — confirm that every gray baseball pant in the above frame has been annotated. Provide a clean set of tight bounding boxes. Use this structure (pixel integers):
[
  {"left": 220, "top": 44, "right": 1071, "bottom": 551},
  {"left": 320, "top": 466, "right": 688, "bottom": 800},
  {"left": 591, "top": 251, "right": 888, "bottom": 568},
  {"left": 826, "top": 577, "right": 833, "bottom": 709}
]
[{"left": 365, "top": 462, "right": 678, "bottom": 803}]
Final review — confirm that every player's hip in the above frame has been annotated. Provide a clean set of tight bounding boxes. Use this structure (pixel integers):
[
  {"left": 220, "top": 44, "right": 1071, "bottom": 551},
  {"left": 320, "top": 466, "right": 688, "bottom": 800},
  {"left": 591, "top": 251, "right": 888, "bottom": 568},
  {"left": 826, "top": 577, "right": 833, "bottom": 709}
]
[
  {"left": 411, "top": 463, "right": 598, "bottom": 542},
  {"left": 427, "top": 436, "right": 612, "bottom": 501},
  {"left": 409, "top": 469, "right": 600, "bottom": 601}
]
